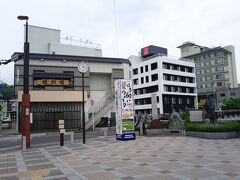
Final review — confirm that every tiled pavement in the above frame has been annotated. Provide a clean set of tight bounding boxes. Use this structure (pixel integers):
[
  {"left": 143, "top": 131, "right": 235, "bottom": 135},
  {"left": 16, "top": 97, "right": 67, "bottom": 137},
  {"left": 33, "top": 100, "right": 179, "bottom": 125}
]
[{"left": 0, "top": 136, "right": 240, "bottom": 180}]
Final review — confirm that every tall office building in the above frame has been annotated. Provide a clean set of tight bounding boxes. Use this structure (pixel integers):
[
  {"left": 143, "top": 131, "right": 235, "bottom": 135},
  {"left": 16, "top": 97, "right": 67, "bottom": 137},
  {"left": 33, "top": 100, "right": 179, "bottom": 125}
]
[
  {"left": 177, "top": 42, "right": 238, "bottom": 99},
  {"left": 130, "top": 45, "right": 198, "bottom": 115}
]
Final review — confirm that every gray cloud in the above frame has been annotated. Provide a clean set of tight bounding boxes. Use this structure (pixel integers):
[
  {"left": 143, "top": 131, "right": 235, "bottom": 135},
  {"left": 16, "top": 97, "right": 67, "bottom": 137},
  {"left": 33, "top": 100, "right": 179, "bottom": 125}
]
[{"left": 0, "top": 0, "right": 240, "bottom": 84}]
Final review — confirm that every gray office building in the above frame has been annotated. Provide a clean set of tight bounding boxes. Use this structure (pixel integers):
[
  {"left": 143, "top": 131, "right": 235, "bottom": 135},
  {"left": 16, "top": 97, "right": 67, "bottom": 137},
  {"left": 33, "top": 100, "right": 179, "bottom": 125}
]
[{"left": 177, "top": 42, "right": 238, "bottom": 100}]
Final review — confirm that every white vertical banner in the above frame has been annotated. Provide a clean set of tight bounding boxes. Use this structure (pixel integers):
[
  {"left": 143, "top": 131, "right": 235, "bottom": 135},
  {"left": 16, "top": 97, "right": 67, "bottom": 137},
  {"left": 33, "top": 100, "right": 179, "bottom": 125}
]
[
  {"left": 115, "top": 79, "right": 135, "bottom": 141},
  {"left": 115, "top": 80, "right": 122, "bottom": 135}
]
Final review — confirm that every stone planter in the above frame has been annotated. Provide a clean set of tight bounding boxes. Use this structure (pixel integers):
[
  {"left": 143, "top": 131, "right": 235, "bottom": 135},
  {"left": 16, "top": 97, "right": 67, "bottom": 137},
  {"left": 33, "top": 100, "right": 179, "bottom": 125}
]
[{"left": 186, "top": 131, "right": 238, "bottom": 139}]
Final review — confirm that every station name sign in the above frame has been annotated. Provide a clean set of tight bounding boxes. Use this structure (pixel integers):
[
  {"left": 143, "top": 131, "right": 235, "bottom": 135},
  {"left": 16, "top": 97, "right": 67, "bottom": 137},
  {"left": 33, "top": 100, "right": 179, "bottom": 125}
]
[{"left": 37, "top": 79, "right": 70, "bottom": 86}]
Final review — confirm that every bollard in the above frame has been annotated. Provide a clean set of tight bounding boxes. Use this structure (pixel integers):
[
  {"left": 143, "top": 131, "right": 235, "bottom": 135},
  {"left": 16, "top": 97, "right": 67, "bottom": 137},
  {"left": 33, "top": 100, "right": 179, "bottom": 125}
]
[
  {"left": 140, "top": 122, "right": 143, "bottom": 136},
  {"left": 70, "top": 131, "right": 74, "bottom": 144},
  {"left": 60, "top": 133, "right": 64, "bottom": 146},
  {"left": 104, "top": 129, "right": 108, "bottom": 139},
  {"left": 22, "top": 136, "right": 26, "bottom": 151}
]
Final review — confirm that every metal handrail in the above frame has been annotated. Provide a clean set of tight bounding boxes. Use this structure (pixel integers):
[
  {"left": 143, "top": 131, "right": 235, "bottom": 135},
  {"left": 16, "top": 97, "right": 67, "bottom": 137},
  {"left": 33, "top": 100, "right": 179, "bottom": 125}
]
[{"left": 86, "top": 93, "right": 114, "bottom": 123}]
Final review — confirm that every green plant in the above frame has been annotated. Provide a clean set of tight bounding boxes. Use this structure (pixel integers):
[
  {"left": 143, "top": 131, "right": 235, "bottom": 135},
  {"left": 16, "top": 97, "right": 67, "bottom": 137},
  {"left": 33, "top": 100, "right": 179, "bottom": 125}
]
[
  {"left": 167, "top": 117, "right": 173, "bottom": 128},
  {"left": 220, "top": 98, "right": 240, "bottom": 110},
  {"left": 180, "top": 107, "right": 190, "bottom": 125},
  {"left": 186, "top": 122, "right": 240, "bottom": 132}
]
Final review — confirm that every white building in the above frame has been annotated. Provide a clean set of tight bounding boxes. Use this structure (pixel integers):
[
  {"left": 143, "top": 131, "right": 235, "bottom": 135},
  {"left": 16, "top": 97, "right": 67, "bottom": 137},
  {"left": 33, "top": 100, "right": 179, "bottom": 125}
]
[{"left": 131, "top": 46, "right": 198, "bottom": 115}]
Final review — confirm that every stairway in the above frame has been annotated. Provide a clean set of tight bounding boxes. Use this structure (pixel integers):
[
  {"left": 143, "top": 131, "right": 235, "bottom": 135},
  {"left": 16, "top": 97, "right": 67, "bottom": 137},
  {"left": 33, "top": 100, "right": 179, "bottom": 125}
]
[{"left": 85, "top": 94, "right": 114, "bottom": 130}]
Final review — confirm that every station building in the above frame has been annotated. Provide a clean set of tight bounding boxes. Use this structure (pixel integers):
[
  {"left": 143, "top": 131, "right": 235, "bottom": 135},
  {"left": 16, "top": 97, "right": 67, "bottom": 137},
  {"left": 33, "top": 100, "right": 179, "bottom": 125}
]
[{"left": 13, "top": 25, "right": 130, "bottom": 131}]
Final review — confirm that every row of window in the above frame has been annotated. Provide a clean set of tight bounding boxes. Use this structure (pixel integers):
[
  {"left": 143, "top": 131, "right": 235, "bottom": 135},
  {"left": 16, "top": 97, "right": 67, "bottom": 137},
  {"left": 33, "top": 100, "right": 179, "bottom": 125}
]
[
  {"left": 162, "top": 63, "right": 193, "bottom": 73},
  {"left": 134, "top": 85, "right": 158, "bottom": 95},
  {"left": 196, "top": 66, "right": 225, "bottom": 74},
  {"left": 220, "top": 92, "right": 236, "bottom": 97},
  {"left": 196, "top": 59, "right": 225, "bottom": 68},
  {"left": 133, "top": 74, "right": 158, "bottom": 85},
  {"left": 164, "top": 97, "right": 191, "bottom": 105},
  {"left": 163, "top": 74, "right": 194, "bottom": 83},
  {"left": 197, "top": 81, "right": 225, "bottom": 89},
  {"left": 134, "top": 96, "right": 192, "bottom": 105},
  {"left": 164, "top": 85, "right": 194, "bottom": 94},
  {"left": 194, "top": 52, "right": 227, "bottom": 61},
  {"left": 133, "top": 62, "right": 158, "bottom": 75},
  {"left": 134, "top": 97, "right": 157, "bottom": 105},
  {"left": 197, "top": 74, "right": 226, "bottom": 82}
]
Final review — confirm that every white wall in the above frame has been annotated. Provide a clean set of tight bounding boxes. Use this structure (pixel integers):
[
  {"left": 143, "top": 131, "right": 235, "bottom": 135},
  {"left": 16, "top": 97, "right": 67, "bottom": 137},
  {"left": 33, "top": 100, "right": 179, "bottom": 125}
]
[
  {"left": 49, "top": 42, "right": 102, "bottom": 57},
  {"left": 27, "top": 25, "right": 60, "bottom": 54},
  {"left": 27, "top": 25, "right": 102, "bottom": 57},
  {"left": 90, "top": 73, "right": 111, "bottom": 104}
]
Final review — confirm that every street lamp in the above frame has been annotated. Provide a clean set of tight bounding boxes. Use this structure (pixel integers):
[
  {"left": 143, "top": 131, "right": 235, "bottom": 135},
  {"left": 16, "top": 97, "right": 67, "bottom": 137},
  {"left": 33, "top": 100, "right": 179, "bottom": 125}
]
[{"left": 18, "top": 15, "right": 30, "bottom": 148}]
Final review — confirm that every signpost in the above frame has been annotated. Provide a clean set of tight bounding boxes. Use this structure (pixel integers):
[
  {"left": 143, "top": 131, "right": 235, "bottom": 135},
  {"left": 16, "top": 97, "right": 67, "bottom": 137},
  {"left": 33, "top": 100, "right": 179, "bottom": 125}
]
[
  {"left": 77, "top": 62, "right": 88, "bottom": 144},
  {"left": 115, "top": 79, "right": 135, "bottom": 141},
  {"left": 59, "top": 120, "right": 65, "bottom": 146}
]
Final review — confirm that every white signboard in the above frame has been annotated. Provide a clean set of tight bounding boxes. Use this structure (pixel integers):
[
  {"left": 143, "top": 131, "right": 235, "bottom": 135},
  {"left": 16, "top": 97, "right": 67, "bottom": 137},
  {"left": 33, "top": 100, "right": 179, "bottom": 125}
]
[
  {"left": 115, "top": 79, "right": 135, "bottom": 140},
  {"left": 115, "top": 80, "right": 122, "bottom": 135}
]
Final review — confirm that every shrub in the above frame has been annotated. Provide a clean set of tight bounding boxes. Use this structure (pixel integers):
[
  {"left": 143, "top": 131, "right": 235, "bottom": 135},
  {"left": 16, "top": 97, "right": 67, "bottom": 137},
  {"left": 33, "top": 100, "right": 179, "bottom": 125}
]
[
  {"left": 180, "top": 107, "right": 190, "bottom": 124},
  {"left": 221, "top": 98, "right": 240, "bottom": 110},
  {"left": 186, "top": 122, "right": 240, "bottom": 132}
]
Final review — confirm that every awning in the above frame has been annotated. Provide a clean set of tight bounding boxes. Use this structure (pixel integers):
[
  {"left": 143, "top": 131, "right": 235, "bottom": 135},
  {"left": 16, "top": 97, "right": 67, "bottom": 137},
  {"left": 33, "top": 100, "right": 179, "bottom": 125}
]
[{"left": 33, "top": 72, "right": 73, "bottom": 80}]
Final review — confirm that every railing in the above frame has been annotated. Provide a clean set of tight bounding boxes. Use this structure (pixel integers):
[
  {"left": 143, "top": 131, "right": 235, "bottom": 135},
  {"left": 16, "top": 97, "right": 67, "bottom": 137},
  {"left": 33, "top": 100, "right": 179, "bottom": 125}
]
[{"left": 86, "top": 93, "right": 114, "bottom": 124}]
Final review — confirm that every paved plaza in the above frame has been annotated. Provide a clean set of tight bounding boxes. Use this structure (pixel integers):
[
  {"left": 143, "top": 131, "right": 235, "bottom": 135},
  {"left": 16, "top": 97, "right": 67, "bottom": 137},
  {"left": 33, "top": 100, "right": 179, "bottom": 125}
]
[{"left": 0, "top": 135, "right": 240, "bottom": 180}]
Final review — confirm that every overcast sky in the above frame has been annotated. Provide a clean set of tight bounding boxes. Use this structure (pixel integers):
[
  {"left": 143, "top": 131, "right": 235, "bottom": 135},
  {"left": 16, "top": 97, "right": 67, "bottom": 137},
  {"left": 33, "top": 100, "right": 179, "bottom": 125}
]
[{"left": 0, "top": 0, "right": 240, "bottom": 85}]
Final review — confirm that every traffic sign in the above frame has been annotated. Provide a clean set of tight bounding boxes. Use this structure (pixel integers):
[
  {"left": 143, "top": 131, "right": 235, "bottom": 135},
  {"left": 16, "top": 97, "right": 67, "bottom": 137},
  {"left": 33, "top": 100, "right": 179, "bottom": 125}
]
[{"left": 91, "top": 99, "right": 94, "bottom": 106}]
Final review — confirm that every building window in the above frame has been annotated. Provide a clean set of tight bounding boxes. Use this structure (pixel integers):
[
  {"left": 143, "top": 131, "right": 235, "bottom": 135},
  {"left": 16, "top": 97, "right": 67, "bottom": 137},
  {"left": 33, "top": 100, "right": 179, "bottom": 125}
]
[
  {"left": 133, "top": 79, "right": 138, "bottom": 85},
  {"left": 215, "top": 52, "right": 223, "bottom": 57},
  {"left": 203, "top": 54, "right": 210, "bottom": 59},
  {"left": 231, "top": 92, "right": 236, "bottom": 96},
  {"left": 211, "top": 82, "right": 215, "bottom": 87},
  {"left": 206, "top": 83, "right": 211, "bottom": 88},
  {"left": 205, "top": 68, "right": 211, "bottom": 73},
  {"left": 216, "top": 66, "right": 224, "bottom": 72},
  {"left": 187, "top": 98, "right": 191, "bottom": 105},
  {"left": 145, "top": 65, "right": 148, "bottom": 72},
  {"left": 151, "top": 74, "right": 158, "bottom": 81},
  {"left": 133, "top": 68, "right": 138, "bottom": 75},
  {"left": 180, "top": 66, "right": 185, "bottom": 72},
  {"left": 197, "top": 85, "right": 203, "bottom": 89},
  {"left": 194, "top": 57, "right": 201, "bottom": 61},
  {"left": 216, "top": 74, "right": 224, "bottom": 79},
  {"left": 173, "top": 76, "right": 178, "bottom": 81},
  {"left": 204, "top": 61, "right": 211, "bottom": 66},
  {"left": 145, "top": 76, "right": 149, "bottom": 83},
  {"left": 140, "top": 67, "right": 143, "bottom": 73},
  {"left": 205, "top": 76, "right": 212, "bottom": 81},
  {"left": 215, "top": 59, "right": 224, "bottom": 64},
  {"left": 217, "top": 82, "right": 224, "bottom": 87},
  {"left": 141, "top": 77, "right": 144, "bottom": 84},
  {"left": 196, "top": 70, "right": 201, "bottom": 75},
  {"left": 197, "top": 78, "right": 202, "bottom": 82},
  {"left": 179, "top": 98, "right": 183, "bottom": 104},
  {"left": 196, "top": 63, "right": 201, "bottom": 68},
  {"left": 151, "top": 62, "right": 158, "bottom": 70},
  {"left": 186, "top": 67, "right": 193, "bottom": 73},
  {"left": 220, "top": 93, "right": 225, "bottom": 97},
  {"left": 172, "top": 97, "right": 176, "bottom": 104},
  {"left": 164, "top": 97, "right": 170, "bottom": 104}
]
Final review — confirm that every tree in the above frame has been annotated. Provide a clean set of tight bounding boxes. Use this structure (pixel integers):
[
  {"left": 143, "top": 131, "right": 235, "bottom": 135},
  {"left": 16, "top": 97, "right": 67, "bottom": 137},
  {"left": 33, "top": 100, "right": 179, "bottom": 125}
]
[
  {"left": 220, "top": 98, "right": 240, "bottom": 110},
  {"left": 0, "top": 82, "right": 15, "bottom": 100}
]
